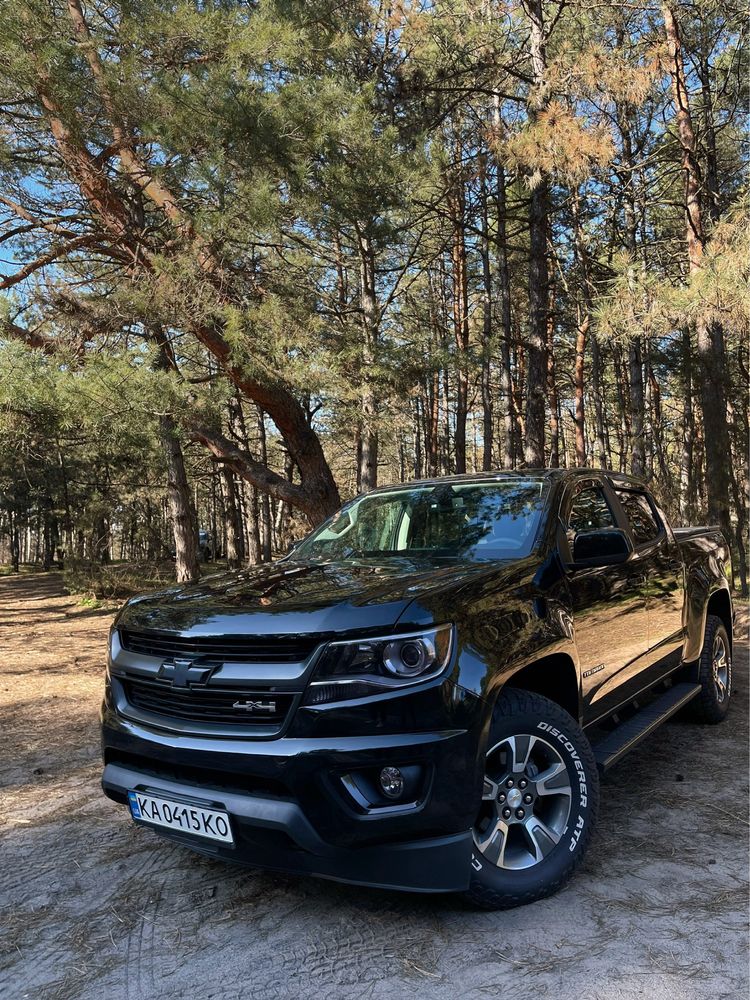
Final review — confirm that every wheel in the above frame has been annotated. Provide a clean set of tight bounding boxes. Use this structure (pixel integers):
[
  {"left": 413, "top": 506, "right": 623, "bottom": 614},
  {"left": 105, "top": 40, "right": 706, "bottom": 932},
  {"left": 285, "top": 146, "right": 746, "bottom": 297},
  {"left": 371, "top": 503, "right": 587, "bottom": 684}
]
[
  {"left": 690, "top": 614, "right": 732, "bottom": 724},
  {"left": 464, "top": 688, "right": 599, "bottom": 910}
]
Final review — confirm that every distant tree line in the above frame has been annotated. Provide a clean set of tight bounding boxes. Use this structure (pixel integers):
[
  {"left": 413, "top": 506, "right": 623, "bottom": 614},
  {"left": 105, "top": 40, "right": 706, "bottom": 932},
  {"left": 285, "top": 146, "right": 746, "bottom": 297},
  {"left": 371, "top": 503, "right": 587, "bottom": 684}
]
[{"left": 0, "top": 1, "right": 747, "bottom": 592}]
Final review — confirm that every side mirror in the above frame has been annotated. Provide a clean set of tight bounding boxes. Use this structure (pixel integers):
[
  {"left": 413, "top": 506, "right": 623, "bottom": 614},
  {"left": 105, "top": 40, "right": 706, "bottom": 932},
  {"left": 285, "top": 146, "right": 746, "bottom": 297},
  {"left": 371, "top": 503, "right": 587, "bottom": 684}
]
[
  {"left": 571, "top": 528, "right": 632, "bottom": 568},
  {"left": 286, "top": 539, "right": 301, "bottom": 555}
]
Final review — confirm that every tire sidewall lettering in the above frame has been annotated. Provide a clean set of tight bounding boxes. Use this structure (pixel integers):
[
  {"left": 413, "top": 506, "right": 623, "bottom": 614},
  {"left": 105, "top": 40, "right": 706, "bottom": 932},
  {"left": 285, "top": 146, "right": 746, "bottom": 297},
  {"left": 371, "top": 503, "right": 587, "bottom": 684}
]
[{"left": 536, "top": 721, "right": 589, "bottom": 810}]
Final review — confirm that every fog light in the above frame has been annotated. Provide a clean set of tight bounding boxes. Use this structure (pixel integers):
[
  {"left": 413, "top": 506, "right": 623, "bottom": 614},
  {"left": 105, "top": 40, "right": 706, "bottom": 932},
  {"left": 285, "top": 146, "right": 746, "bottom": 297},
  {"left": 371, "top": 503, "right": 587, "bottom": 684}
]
[{"left": 379, "top": 766, "right": 404, "bottom": 799}]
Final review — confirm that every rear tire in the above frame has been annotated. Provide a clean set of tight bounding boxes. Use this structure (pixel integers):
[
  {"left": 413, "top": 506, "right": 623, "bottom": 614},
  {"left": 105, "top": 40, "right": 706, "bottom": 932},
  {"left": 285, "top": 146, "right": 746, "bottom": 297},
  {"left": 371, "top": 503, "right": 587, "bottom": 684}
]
[
  {"left": 464, "top": 688, "right": 599, "bottom": 910},
  {"left": 690, "top": 614, "right": 732, "bottom": 724}
]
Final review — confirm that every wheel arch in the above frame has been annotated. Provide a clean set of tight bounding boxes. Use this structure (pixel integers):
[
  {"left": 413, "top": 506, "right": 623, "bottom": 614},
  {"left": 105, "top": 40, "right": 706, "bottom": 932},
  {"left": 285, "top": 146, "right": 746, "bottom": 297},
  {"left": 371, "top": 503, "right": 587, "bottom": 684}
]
[
  {"left": 502, "top": 653, "right": 581, "bottom": 724},
  {"left": 706, "top": 588, "right": 733, "bottom": 651}
]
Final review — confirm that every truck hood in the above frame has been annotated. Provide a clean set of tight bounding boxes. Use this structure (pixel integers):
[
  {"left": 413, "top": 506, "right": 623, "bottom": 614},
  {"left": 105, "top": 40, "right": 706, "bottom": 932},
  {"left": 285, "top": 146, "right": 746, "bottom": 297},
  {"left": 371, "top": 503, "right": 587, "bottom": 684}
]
[{"left": 116, "top": 556, "right": 513, "bottom": 636}]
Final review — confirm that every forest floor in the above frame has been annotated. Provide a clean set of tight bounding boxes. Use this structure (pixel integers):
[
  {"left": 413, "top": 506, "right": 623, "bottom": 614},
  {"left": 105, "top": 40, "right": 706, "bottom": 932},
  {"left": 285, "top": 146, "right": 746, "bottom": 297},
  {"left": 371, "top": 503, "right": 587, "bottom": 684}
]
[{"left": 1, "top": 572, "right": 748, "bottom": 1000}]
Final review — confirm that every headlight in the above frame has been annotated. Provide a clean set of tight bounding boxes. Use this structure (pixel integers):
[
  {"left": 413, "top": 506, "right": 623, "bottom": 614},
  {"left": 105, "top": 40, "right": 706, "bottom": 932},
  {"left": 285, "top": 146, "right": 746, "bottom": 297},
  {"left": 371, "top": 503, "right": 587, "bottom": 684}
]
[{"left": 304, "top": 624, "right": 453, "bottom": 705}]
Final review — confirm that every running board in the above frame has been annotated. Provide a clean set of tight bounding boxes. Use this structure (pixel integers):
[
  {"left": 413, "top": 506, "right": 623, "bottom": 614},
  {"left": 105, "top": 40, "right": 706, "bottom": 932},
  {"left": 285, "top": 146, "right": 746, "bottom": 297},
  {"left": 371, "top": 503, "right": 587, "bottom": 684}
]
[{"left": 593, "top": 683, "right": 702, "bottom": 772}]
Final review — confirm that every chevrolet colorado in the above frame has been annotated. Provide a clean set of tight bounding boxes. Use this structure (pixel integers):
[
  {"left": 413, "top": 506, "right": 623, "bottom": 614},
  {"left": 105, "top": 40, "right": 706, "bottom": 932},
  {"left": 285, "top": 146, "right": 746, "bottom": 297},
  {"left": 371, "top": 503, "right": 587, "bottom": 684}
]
[{"left": 102, "top": 470, "right": 734, "bottom": 908}]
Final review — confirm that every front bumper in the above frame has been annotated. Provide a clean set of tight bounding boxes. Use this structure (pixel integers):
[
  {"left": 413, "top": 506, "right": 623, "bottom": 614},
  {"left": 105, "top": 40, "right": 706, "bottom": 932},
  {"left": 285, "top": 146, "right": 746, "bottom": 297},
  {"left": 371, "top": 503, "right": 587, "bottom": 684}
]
[
  {"left": 102, "top": 761, "right": 472, "bottom": 892},
  {"left": 101, "top": 689, "right": 484, "bottom": 893}
]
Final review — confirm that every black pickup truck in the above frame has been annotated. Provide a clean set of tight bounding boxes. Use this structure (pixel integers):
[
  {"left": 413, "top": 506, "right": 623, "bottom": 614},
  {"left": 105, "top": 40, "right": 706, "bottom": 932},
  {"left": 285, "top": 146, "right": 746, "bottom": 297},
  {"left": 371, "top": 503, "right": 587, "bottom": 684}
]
[{"left": 102, "top": 470, "right": 734, "bottom": 908}]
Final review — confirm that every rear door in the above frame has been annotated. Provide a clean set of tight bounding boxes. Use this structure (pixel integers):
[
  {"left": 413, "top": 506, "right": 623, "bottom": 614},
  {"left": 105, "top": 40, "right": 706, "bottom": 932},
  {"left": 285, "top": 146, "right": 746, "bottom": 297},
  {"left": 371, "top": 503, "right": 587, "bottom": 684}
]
[
  {"left": 561, "top": 478, "right": 651, "bottom": 723},
  {"left": 612, "top": 486, "right": 685, "bottom": 680}
]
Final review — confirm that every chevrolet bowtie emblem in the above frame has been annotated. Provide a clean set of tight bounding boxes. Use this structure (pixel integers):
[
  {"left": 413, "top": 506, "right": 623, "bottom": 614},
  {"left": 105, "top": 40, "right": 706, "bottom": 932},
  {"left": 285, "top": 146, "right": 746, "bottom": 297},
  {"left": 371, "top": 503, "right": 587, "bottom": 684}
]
[{"left": 159, "top": 658, "right": 213, "bottom": 688}]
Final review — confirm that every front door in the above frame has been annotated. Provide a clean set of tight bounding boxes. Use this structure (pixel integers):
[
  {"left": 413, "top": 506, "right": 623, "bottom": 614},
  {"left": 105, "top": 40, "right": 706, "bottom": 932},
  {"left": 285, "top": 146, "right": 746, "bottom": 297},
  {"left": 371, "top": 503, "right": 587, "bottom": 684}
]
[{"left": 561, "top": 480, "right": 651, "bottom": 723}]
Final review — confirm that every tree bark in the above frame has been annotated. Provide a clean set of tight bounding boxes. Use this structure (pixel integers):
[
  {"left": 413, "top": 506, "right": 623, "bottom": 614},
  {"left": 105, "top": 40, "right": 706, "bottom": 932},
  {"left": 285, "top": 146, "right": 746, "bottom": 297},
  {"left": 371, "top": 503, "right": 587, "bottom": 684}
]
[
  {"left": 571, "top": 190, "right": 591, "bottom": 467},
  {"left": 663, "top": 3, "right": 732, "bottom": 536},
  {"left": 10, "top": 510, "right": 19, "bottom": 572},
  {"left": 492, "top": 109, "right": 518, "bottom": 470},
  {"left": 412, "top": 396, "right": 423, "bottom": 478},
  {"left": 358, "top": 232, "right": 379, "bottom": 492},
  {"left": 679, "top": 330, "right": 695, "bottom": 523},
  {"left": 522, "top": 0, "right": 549, "bottom": 467},
  {"left": 448, "top": 153, "right": 470, "bottom": 474},
  {"left": 628, "top": 339, "right": 645, "bottom": 477},
  {"left": 425, "top": 287, "right": 442, "bottom": 477},
  {"left": 219, "top": 466, "right": 243, "bottom": 569},
  {"left": 479, "top": 156, "right": 494, "bottom": 471},
  {"left": 590, "top": 335, "right": 608, "bottom": 467},
  {"left": 546, "top": 293, "right": 559, "bottom": 468},
  {"left": 92, "top": 511, "right": 110, "bottom": 565},
  {"left": 256, "top": 407, "right": 272, "bottom": 561},
  {"left": 158, "top": 415, "right": 199, "bottom": 583}
]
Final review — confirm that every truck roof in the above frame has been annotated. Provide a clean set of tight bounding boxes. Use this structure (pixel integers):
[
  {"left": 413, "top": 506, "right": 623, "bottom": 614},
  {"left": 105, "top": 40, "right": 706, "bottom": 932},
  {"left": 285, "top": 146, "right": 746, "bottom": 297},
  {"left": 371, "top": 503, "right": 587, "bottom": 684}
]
[{"left": 367, "top": 468, "right": 648, "bottom": 494}]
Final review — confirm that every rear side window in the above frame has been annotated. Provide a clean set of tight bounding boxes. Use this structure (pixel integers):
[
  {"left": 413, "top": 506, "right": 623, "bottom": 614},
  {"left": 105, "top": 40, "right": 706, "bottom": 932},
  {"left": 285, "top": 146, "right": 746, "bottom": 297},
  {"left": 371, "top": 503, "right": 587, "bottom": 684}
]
[
  {"left": 568, "top": 487, "right": 616, "bottom": 533},
  {"left": 615, "top": 490, "right": 660, "bottom": 546}
]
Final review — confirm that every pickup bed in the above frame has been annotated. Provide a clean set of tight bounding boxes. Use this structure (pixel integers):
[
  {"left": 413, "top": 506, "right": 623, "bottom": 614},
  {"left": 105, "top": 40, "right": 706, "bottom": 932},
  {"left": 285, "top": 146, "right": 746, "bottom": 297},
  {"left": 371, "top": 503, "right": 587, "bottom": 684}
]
[{"left": 101, "top": 469, "right": 734, "bottom": 908}]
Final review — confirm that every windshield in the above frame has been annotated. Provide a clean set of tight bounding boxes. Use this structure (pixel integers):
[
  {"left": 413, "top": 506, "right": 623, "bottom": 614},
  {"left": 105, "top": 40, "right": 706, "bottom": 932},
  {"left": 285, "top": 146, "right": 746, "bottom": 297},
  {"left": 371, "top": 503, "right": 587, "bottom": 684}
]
[{"left": 295, "top": 479, "right": 549, "bottom": 562}]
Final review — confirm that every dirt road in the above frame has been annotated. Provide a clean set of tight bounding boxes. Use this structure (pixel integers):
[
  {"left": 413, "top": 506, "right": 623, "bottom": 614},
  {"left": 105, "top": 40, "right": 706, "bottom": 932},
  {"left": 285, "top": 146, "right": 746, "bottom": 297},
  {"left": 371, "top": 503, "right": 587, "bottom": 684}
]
[{"left": 1, "top": 573, "right": 747, "bottom": 1000}]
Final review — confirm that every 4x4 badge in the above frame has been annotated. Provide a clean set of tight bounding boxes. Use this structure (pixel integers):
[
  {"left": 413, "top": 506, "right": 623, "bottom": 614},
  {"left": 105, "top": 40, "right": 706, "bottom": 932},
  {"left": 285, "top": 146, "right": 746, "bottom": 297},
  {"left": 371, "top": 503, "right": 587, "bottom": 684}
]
[{"left": 232, "top": 699, "right": 277, "bottom": 713}]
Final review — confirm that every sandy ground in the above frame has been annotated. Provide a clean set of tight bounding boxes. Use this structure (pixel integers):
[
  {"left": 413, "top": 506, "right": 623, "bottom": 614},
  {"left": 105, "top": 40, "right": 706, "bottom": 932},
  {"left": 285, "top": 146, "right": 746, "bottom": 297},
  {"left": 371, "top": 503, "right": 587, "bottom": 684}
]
[{"left": 0, "top": 572, "right": 748, "bottom": 1000}]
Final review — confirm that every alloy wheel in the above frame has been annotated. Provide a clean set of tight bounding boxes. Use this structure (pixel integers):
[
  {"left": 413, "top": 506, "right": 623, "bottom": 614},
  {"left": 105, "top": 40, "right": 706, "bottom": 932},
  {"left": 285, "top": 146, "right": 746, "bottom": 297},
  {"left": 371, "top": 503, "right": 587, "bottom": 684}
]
[
  {"left": 712, "top": 634, "right": 729, "bottom": 703},
  {"left": 473, "top": 734, "right": 573, "bottom": 871}
]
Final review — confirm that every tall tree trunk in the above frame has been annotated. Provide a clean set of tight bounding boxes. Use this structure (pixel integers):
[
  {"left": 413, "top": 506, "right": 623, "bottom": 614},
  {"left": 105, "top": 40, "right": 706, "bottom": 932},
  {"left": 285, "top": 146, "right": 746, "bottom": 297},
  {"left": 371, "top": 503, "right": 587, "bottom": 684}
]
[
  {"left": 493, "top": 145, "right": 517, "bottom": 469},
  {"left": 10, "top": 510, "right": 19, "bottom": 572},
  {"left": 449, "top": 153, "right": 470, "bottom": 474},
  {"left": 546, "top": 295, "right": 559, "bottom": 467},
  {"left": 358, "top": 232, "right": 379, "bottom": 492},
  {"left": 442, "top": 348, "right": 452, "bottom": 474},
  {"left": 413, "top": 396, "right": 423, "bottom": 479},
  {"left": 648, "top": 360, "right": 670, "bottom": 488},
  {"left": 479, "top": 156, "right": 494, "bottom": 471},
  {"left": 219, "top": 467, "right": 243, "bottom": 569},
  {"left": 663, "top": 2, "right": 732, "bottom": 536},
  {"left": 92, "top": 510, "right": 110, "bottom": 565},
  {"left": 727, "top": 397, "right": 749, "bottom": 595},
  {"left": 628, "top": 339, "right": 645, "bottom": 477},
  {"left": 274, "top": 447, "right": 294, "bottom": 550},
  {"left": 152, "top": 328, "right": 199, "bottom": 581},
  {"left": 573, "top": 317, "right": 588, "bottom": 467},
  {"left": 679, "top": 329, "right": 696, "bottom": 524},
  {"left": 571, "top": 190, "right": 590, "bottom": 467},
  {"left": 42, "top": 503, "right": 52, "bottom": 571},
  {"left": 256, "top": 407, "right": 272, "bottom": 561},
  {"left": 514, "top": 325, "right": 526, "bottom": 447},
  {"left": 522, "top": 0, "right": 549, "bottom": 467},
  {"left": 425, "top": 283, "right": 441, "bottom": 478},
  {"left": 228, "top": 393, "right": 261, "bottom": 564},
  {"left": 590, "top": 335, "right": 608, "bottom": 467},
  {"left": 429, "top": 369, "right": 440, "bottom": 477},
  {"left": 612, "top": 342, "right": 630, "bottom": 472},
  {"left": 617, "top": 108, "right": 646, "bottom": 479},
  {"left": 698, "top": 18, "right": 720, "bottom": 225},
  {"left": 246, "top": 488, "right": 261, "bottom": 565},
  {"left": 159, "top": 414, "right": 199, "bottom": 583}
]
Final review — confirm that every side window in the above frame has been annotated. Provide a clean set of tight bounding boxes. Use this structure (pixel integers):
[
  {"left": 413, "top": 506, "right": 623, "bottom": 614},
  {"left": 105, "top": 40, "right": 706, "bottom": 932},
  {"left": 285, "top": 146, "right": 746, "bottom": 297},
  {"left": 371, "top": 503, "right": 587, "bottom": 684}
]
[
  {"left": 615, "top": 490, "right": 660, "bottom": 546},
  {"left": 568, "top": 487, "right": 616, "bottom": 533}
]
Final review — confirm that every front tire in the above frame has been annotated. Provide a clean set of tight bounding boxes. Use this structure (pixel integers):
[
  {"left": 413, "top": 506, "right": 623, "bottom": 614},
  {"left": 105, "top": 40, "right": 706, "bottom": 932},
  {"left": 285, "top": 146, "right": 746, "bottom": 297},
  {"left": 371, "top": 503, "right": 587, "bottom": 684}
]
[{"left": 465, "top": 688, "right": 599, "bottom": 910}]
